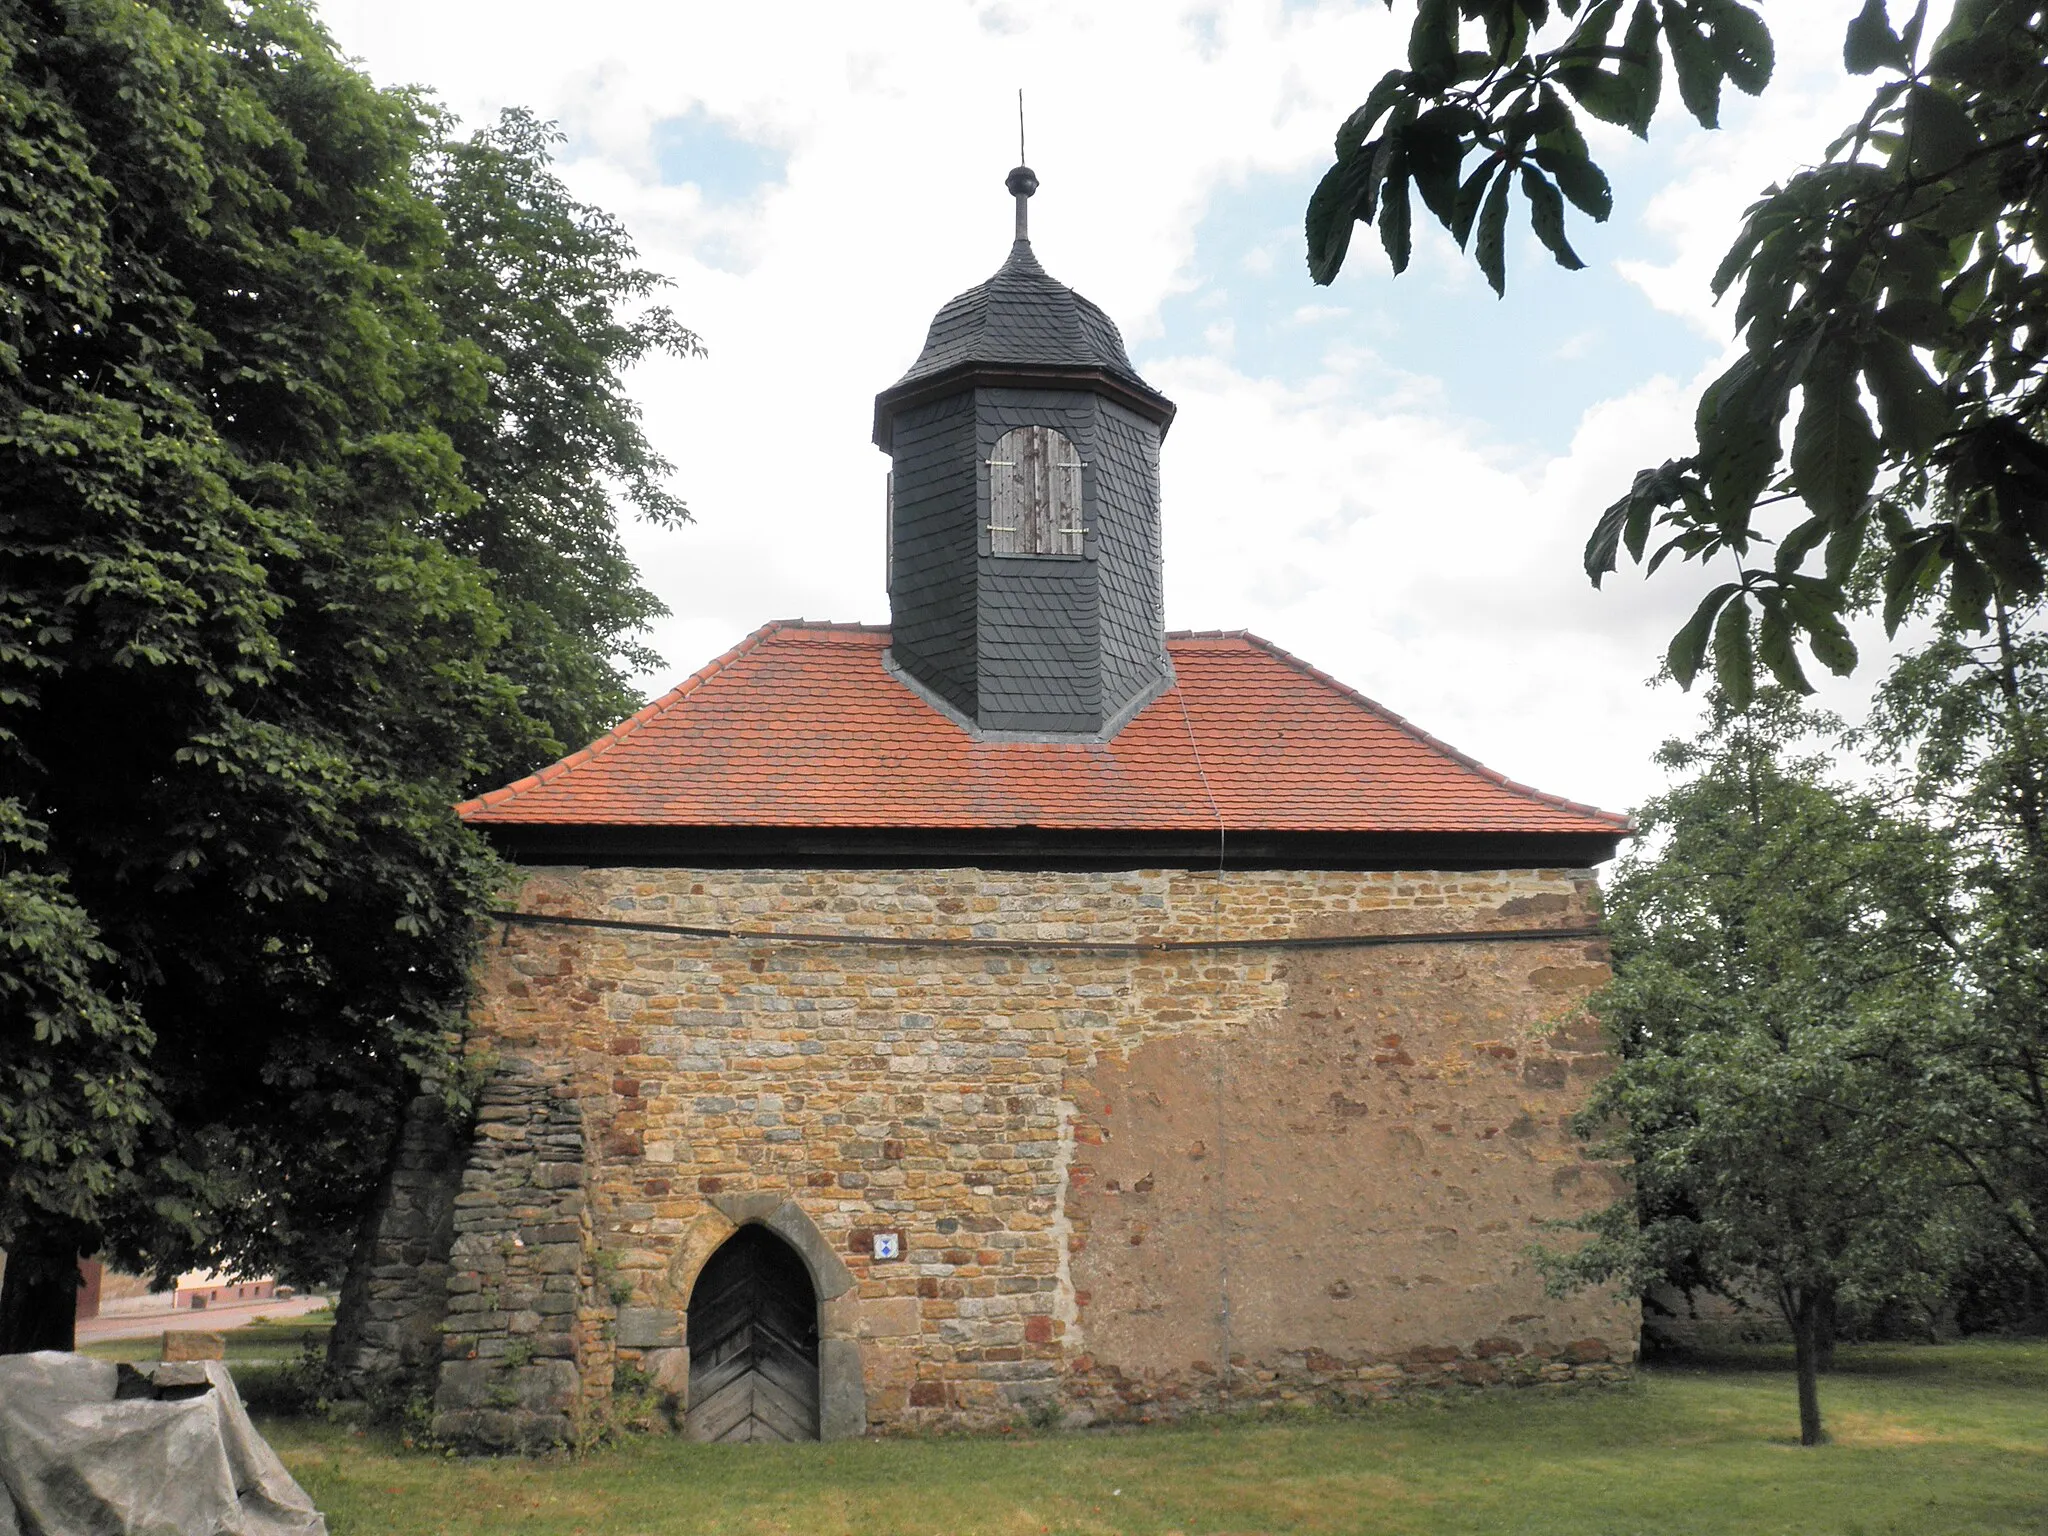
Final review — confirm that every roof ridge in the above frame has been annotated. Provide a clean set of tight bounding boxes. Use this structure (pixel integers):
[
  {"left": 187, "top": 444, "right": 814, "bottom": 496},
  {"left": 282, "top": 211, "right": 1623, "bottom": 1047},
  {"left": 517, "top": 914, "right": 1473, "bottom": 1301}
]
[
  {"left": 1222, "top": 632, "right": 1633, "bottom": 833},
  {"left": 455, "top": 620, "right": 798, "bottom": 818}
]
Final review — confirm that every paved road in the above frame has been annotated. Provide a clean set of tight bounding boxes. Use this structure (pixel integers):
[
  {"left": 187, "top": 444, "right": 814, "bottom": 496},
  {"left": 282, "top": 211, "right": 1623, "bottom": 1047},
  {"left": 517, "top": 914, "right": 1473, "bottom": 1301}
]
[{"left": 76, "top": 1294, "right": 331, "bottom": 1344}]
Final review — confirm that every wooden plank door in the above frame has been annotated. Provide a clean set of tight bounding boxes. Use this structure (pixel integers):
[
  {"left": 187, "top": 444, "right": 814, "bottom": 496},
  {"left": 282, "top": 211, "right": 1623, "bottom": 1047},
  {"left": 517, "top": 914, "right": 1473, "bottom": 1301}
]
[{"left": 684, "top": 1226, "right": 820, "bottom": 1443}]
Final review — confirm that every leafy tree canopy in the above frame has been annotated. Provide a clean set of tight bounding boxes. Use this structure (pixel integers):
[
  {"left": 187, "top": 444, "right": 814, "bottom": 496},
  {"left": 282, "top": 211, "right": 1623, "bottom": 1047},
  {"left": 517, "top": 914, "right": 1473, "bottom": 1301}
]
[
  {"left": 1308, "top": 0, "right": 2048, "bottom": 700},
  {"left": 425, "top": 108, "right": 702, "bottom": 767},
  {"left": 1862, "top": 606, "right": 2048, "bottom": 1277},
  {"left": 1548, "top": 691, "right": 1969, "bottom": 1444},
  {"left": 0, "top": 0, "right": 691, "bottom": 1347}
]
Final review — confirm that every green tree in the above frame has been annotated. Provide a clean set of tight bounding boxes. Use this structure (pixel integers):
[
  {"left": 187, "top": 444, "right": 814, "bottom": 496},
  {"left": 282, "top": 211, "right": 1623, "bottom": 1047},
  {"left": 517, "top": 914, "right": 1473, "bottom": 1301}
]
[
  {"left": 425, "top": 108, "right": 701, "bottom": 770},
  {"left": 1308, "top": 1, "right": 2048, "bottom": 695},
  {"left": 1549, "top": 693, "right": 1966, "bottom": 1444},
  {"left": 0, "top": 805, "right": 154, "bottom": 1349},
  {"left": 1865, "top": 607, "right": 2048, "bottom": 1277},
  {"left": 0, "top": 0, "right": 688, "bottom": 1348}
]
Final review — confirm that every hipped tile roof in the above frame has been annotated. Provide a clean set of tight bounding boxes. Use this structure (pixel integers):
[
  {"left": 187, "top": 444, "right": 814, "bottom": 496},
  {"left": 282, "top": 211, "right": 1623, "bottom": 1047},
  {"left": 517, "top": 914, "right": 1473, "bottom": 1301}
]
[{"left": 459, "top": 623, "right": 1628, "bottom": 838}]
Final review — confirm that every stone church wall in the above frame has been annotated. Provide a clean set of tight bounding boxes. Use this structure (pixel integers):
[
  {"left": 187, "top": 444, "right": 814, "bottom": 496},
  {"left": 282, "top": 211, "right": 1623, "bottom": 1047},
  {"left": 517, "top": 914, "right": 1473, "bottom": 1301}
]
[{"left": 362, "top": 863, "right": 1633, "bottom": 1446}]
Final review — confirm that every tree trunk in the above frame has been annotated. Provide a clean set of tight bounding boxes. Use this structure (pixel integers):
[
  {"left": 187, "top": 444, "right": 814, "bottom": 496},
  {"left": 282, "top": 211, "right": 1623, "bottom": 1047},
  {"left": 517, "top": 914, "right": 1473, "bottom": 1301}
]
[
  {"left": 1813, "top": 1289, "right": 1837, "bottom": 1373},
  {"left": 0, "top": 1217, "right": 87, "bottom": 1354},
  {"left": 1785, "top": 1291, "right": 1826, "bottom": 1446}
]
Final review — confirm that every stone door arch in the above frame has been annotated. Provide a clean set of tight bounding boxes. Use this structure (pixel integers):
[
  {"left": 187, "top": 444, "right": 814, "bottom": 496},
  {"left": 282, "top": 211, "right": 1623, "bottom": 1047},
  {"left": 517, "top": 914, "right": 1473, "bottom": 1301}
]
[
  {"left": 668, "top": 1194, "right": 866, "bottom": 1440},
  {"left": 685, "top": 1226, "right": 820, "bottom": 1442}
]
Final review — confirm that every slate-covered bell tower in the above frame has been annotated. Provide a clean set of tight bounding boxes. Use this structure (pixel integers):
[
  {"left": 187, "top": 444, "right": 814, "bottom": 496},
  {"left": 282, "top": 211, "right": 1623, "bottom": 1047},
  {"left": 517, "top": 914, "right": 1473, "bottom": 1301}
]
[{"left": 874, "top": 164, "right": 1177, "bottom": 737}]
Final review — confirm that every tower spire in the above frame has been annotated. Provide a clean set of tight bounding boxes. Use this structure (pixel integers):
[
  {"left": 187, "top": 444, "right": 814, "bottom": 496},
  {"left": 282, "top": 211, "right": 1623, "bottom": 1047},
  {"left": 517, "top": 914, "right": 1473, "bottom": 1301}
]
[{"left": 1007, "top": 89, "right": 1037, "bottom": 243}]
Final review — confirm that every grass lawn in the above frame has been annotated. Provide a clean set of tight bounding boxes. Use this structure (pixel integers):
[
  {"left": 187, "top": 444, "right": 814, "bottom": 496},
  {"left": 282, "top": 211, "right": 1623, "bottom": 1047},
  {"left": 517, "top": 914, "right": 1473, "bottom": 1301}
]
[{"left": 254, "top": 1339, "right": 2048, "bottom": 1536}]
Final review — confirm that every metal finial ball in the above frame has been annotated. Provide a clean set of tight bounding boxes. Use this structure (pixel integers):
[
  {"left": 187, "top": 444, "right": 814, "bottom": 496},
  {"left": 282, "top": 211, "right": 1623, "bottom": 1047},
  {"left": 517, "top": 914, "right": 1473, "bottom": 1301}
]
[{"left": 1006, "top": 165, "right": 1039, "bottom": 199}]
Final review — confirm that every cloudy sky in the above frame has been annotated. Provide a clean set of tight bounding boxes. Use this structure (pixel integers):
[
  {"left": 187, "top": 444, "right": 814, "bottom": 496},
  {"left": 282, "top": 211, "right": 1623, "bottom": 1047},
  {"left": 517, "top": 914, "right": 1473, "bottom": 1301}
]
[{"left": 321, "top": 0, "right": 1910, "bottom": 819}]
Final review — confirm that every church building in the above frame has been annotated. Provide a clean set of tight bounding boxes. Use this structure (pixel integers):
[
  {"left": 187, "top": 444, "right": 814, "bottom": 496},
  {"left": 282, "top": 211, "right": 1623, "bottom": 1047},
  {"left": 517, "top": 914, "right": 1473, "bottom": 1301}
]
[{"left": 334, "top": 166, "right": 1637, "bottom": 1452}]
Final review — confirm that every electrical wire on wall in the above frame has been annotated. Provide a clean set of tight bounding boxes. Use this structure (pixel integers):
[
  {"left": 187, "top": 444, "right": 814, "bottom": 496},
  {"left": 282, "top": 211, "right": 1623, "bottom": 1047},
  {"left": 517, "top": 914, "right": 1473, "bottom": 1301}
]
[{"left": 491, "top": 909, "right": 1605, "bottom": 955}]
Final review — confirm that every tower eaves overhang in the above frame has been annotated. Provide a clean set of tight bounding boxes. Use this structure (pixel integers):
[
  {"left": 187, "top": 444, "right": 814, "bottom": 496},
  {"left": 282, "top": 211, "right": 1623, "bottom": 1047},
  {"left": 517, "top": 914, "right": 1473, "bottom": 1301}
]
[{"left": 871, "top": 359, "right": 1176, "bottom": 448}]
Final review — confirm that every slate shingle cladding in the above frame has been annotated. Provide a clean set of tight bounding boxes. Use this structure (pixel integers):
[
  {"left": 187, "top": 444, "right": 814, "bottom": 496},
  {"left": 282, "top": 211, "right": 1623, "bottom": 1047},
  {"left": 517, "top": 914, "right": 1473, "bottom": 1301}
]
[
  {"left": 1092, "top": 400, "right": 1168, "bottom": 714},
  {"left": 878, "top": 206, "right": 1174, "bottom": 738},
  {"left": 883, "top": 240, "right": 1152, "bottom": 399},
  {"left": 885, "top": 394, "right": 979, "bottom": 718}
]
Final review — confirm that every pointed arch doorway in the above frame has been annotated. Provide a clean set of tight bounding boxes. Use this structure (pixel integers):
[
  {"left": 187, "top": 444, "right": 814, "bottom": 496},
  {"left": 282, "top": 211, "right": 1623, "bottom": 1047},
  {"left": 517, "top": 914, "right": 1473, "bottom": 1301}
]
[{"left": 684, "top": 1224, "right": 821, "bottom": 1442}]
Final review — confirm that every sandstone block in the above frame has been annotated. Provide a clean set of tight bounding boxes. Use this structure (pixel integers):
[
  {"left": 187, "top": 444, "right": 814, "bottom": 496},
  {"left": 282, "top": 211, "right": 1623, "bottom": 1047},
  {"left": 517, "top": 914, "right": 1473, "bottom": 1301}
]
[
  {"left": 1404, "top": 1344, "right": 1462, "bottom": 1366},
  {"left": 160, "top": 1332, "right": 225, "bottom": 1362},
  {"left": 641, "top": 1347, "right": 690, "bottom": 1396},
  {"left": 616, "top": 1307, "right": 682, "bottom": 1349},
  {"left": 862, "top": 1297, "right": 921, "bottom": 1338},
  {"left": 820, "top": 1338, "right": 868, "bottom": 1440}
]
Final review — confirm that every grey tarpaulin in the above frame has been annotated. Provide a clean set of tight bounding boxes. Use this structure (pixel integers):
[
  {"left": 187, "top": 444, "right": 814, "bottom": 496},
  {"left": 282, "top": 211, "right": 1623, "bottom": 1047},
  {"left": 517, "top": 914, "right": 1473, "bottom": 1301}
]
[{"left": 0, "top": 1353, "right": 325, "bottom": 1535}]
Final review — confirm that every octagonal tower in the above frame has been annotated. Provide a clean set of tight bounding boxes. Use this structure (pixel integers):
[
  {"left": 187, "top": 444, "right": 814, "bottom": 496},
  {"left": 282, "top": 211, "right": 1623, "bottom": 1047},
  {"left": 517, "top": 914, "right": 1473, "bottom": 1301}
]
[{"left": 874, "top": 165, "right": 1178, "bottom": 737}]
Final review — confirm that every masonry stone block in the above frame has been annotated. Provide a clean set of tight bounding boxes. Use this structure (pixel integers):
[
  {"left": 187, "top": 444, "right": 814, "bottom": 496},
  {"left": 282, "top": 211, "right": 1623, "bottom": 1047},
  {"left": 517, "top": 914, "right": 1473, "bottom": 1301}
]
[
  {"left": 615, "top": 1308, "right": 682, "bottom": 1350},
  {"left": 820, "top": 1339, "right": 869, "bottom": 1441},
  {"left": 642, "top": 1348, "right": 690, "bottom": 1397},
  {"left": 861, "top": 1298, "right": 921, "bottom": 1339},
  {"left": 434, "top": 1359, "right": 494, "bottom": 1411},
  {"left": 513, "top": 1360, "right": 580, "bottom": 1412}
]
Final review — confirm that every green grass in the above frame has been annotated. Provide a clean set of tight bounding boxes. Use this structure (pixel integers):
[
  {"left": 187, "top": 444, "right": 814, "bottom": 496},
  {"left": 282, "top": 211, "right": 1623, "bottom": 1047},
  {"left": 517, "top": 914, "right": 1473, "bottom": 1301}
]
[
  {"left": 257, "top": 1339, "right": 2048, "bottom": 1536},
  {"left": 80, "top": 1306, "right": 335, "bottom": 1367}
]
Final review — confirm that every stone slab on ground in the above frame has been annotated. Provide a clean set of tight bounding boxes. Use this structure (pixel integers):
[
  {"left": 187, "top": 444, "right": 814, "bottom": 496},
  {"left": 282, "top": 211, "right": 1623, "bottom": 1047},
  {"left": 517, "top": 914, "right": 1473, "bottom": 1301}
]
[{"left": 0, "top": 1352, "right": 325, "bottom": 1535}]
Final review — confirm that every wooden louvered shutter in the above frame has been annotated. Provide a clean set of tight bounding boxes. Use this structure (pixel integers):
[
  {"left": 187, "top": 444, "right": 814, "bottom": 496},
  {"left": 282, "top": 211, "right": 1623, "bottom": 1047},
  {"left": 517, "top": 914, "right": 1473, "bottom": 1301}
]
[{"left": 989, "top": 426, "right": 1083, "bottom": 555}]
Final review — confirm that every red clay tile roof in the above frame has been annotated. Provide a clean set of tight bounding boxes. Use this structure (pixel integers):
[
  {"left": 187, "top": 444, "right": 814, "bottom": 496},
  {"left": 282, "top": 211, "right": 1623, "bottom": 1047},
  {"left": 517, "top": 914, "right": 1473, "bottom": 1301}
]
[
  {"left": 461, "top": 622, "right": 1627, "bottom": 839},
  {"left": 464, "top": 626, "right": 1630, "bottom": 843}
]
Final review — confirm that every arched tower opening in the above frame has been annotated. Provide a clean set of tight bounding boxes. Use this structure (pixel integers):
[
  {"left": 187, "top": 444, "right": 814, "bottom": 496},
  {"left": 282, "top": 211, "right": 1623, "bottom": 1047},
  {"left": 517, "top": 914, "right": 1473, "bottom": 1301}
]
[{"left": 684, "top": 1224, "right": 821, "bottom": 1443}]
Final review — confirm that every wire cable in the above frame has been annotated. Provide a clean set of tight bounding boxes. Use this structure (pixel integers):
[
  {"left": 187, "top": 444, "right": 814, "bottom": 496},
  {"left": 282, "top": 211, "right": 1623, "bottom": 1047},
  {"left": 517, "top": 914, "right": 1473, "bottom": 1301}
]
[{"left": 489, "top": 908, "right": 1603, "bottom": 954}]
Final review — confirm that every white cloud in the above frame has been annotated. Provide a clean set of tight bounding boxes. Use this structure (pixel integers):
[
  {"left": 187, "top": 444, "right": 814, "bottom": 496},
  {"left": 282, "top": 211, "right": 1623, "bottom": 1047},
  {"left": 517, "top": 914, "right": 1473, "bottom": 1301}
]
[
  {"left": 1553, "top": 330, "right": 1599, "bottom": 362},
  {"left": 319, "top": 0, "right": 1914, "bottom": 822}
]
